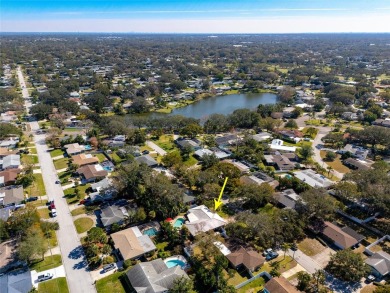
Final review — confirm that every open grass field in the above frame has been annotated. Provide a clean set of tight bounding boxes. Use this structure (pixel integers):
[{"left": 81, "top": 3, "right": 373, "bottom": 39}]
[
  {"left": 21, "top": 154, "right": 39, "bottom": 165},
  {"left": 38, "top": 277, "right": 69, "bottom": 293},
  {"left": 74, "top": 217, "right": 94, "bottom": 234},
  {"left": 96, "top": 271, "right": 133, "bottom": 293},
  {"left": 153, "top": 135, "right": 176, "bottom": 152},
  {"left": 30, "top": 255, "right": 62, "bottom": 272}
]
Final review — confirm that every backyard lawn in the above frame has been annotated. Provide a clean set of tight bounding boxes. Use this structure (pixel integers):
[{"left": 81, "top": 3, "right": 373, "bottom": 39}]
[
  {"left": 30, "top": 255, "right": 62, "bottom": 272},
  {"left": 38, "top": 277, "right": 69, "bottom": 293},
  {"left": 96, "top": 271, "right": 133, "bottom": 293},
  {"left": 237, "top": 276, "right": 266, "bottom": 293},
  {"left": 74, "top": 217, "right": 94, "bottom": 233},
  {"left": 298, "top": 237, "right": 327, "bottom": 256},
  {"left": 50, "top": 149, "right": 64, "bottom": 158},
  {"left": 53, "top": 158, "right": 70, "bottom": 170},
  {"left": 95, "top": 153, "right": 107, "bottom": 162},
  {"left": 182, "top": 155, "right": 198, "bottom": 167},
  {"left": 320, "top": 151, "right": 351, "bottom": 174}
]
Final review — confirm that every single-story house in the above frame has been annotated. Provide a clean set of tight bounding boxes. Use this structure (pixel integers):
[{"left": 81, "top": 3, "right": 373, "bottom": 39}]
[
  {"left": 343, "top": 158, "right": 371, "bottom": 170},
  {"left": 274, "top": 189, "right": 300, "bottom": 209},
  {"left": 294, "top": 170, "right": 334, "bottom": 188},
  {"left": 194, "top": 148, "right": 230, "bottom": 160},
  {"left": 0, "top": 186, "right": 24, "bottom": 207},
  {"left": 277, "top": 129, "right": 304, "bottom": 141},
  {"left": 240, "top": 174, "right": 279, "bottom": 190},
  {"left": 264, "top": 276, "right": 301, "bottom": 293},
  {"left": 264, "top": 155, "right": 295, "bottom": 171},
  {"left": 176, "top": 139, "right": 201, "bottom": 151},
  {"left": 126, "top": 258, "right": 189, "bottom": 293},
  {"left": 269, "top": 139, "right": 297, "bottom": 153},
  {"left": 71, "top": 153, "right": 99, "bottom": 167},
  {"left": 226, "top": 246, "right": 265, "bottom": 273},
  {"left": 184, "top": 205, "right": 227, "bottom": 236},
  {"left": 135, "top": 154, "right": 158, "bottom": 168},
  {"left": 111, "top": 226, "right": 156, "bottom": 260},
  {"left": 99, "top": 205, "right": 129, "bottom": 228},
  {"left": 338, "top": 144, "right": 369, "bottom": 160},
  {"left": 341, "top": 112, "right": 358, "bottom": 121},
  {"left": 365, "top": 251, "right": 390, "bottom": 278},
  {"left": 0, "top": 169, "right": 21, "bottom": 186},
  {"left": 77, "top": 164, "right": 108, "bottom": 183},
  {"left": 321, "top": 221, "right": 364, "bottom": 250},
  {"left": 222, "top": 159, "right": 250, "bottom": 174},
  {"left": 89, "top": 178, "right": 116, "bottom": 203},
  {"left": 215, "top": 134, "right": 241, "bottom": 147},
  {"left": 0, "top": 138, "right": 19, "bottom": 149},
  {"left": 64, "top": 143, "right": 86, "bottom": 156},
  {"left": 252, "top": 132, "right": 272, "bottom": 142},
  {"left": 372, "top": 119, "right": 390, "bottom": 128},
  {"left": 0, "top": 155, "right": 21, "bottom": 170}
]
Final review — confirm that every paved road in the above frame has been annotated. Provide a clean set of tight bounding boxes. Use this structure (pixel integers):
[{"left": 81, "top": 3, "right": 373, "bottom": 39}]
[
  {"left": 146, "top": 140, "right": 167, "bottom": 156},
  {"left": 312, "top": 126, "right": 344, "bottom": 179},
  {"left": 287, "top": 249, "right": 322, "bottom": 274},
  {"left": 17, "top": 67, "right": 96, "bottom": 293}
]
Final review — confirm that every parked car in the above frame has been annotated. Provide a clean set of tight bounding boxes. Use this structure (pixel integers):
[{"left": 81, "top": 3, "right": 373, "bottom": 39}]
[
  {"left": 366, "top": 275, "right": 375, "bottom": 283},
  {"left": 27, "top": 196, "right": 38, "bottom": 202},
  {"left": 49, "top": 202, "right": 56, "bottom": 210},
  {"left": 37, "top": 273, "right": 53, "bottom": 282},
  {"left": 55, "top": 180, "right": 60, "bottom": 184},
  {"left": 47, "top": 198, "right": 54, "bottom": 204},
  {"left": 266, "top": 251, "right": 279, "bottom": 261},
  {"left": 51, "top": 209, "right": 57, "bottom": 217},
  {"left": 102, "top": 263, "right": 116, "bottom": 272}
]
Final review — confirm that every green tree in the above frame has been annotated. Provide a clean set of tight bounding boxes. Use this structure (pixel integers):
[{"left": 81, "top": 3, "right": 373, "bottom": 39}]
[
  {"left": 201, "top": 153, "right": 219, "bottom": 170},
  {"left": 86, "top": 227, "right": 108, "bottom": 244},
  {"left": 285, "top": 119, "right": 298, "bottom": 129},
  {"left": 162, "top": 151, "right": 182, "bottom": 167},
  {"left": 180, "top": 123, "right": 203, "bottom": 139},
  {"left": 296, "top": 188, "right": 337, "bottom": 222},
  {"left": 326, "top": 249, "right": 369, "bottom": 282},
  {"left": 298, "top": 144, "right": 314, "bottom": 161},
  {"left": 282, "top": 243, "right": 291, "bottom": 259},
  {"left": 325, "top": 151, "right": 336, "bottom": 162},
  {"left": 18, "top": 229, "right": 47, "bottom": 264},
  {"left": 170, "top": 276, "right": 194, "bottom": 293}
]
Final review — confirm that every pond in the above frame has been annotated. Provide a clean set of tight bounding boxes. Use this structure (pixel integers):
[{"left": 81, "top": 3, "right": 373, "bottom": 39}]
[{"left": 132, "top": 92, "right": 278, "bottom": 120}]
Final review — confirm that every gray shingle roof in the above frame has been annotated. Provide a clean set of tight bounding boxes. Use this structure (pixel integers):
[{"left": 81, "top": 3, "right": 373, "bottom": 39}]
[
  {"left": 126, "top": 259, "right": 188, "bottom": 293},
  {"left": 365, "top": 251, "right": 390, "bottom": 276}
]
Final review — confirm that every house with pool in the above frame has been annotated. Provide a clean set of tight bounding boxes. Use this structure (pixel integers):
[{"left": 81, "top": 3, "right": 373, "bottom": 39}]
[
  {"left": 184, "top": 205, "right": 227, "bottom": 236},
  {"left": 111, "top": 226, "right": 156, "bottom": 261},
  {"left": 126, "top": 258, "right": 189, "bottom": 293}
]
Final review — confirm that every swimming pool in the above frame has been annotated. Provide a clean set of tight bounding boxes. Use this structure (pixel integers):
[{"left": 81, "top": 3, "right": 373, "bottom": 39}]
[
  {"left": 173, "top": 218, "right": 185, "bottom": 228},
  {"left": 142, "top": 227, "right": 158, "bottom": 236},
  {"left": 164, "top": 255, "right": 188, "bottom": 269},
  {"left": 84, "top": 145, "right": 92, "bottom": 150},
  {"left": 103, "top": 166, "right": 112, "bottom": 171}
]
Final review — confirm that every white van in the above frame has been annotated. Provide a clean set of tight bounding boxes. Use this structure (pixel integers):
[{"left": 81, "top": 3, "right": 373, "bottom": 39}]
[{"left": 51, "top": 209, "right": 57, "bottom": 217}]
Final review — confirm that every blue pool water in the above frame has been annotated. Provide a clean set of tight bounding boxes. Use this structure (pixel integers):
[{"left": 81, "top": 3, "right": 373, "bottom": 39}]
[
  {"left": 143, "top": 228, "right": 158, "bottom": 236},
  {"left": 84, "top": 145, "right": 92, "bottom": 150},
  {"left": 173, "top": 218, "right": 185, "bottom": 228},
  {"left": 103, "top": 166, "right": 112, "bottom": 171},
  {"left": 165, "top": 259, "right": 186, "bottom": 269}
]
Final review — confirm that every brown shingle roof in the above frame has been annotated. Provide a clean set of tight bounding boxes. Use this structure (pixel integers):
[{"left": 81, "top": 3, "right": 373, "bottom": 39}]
[
  {"left": 0, "top": 169, "right": 21, "bottom": 185},
  {"left": 226, "top": 247, "right": 265, "bottom": 272},
  {"left": 71, "top": 154, "right": 99, "bottom": 166},
  {"left": 77, "top": 165, "right": 108, "bottom": 180},
  {"left": 322, "top": 221, "right": 358, "bottom": 249},
  {"left": 264, "top": 277, "right": 301, "bottom": 293}
]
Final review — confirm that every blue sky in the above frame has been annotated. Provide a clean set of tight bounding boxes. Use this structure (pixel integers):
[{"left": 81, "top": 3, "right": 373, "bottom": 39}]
[{"left": 1, "top": 0, "right": 390, "bottom": 32}]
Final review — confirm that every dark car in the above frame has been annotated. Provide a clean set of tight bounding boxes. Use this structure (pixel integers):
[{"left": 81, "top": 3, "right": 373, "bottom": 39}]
[
  {"left": 55, "top": 180, "right": 60, "bottom": 184},
  {"left": 102, "top": 263, "right": 116, "bottom": 272},
  {"left": 266, "top": 251, "right": 279, "bottom": 261},
  {"left": 27, "top": 196, "right": 38, "bottom": 202},
  {"left": 49, "top": 202, "right": 56, "bottom": 210}
]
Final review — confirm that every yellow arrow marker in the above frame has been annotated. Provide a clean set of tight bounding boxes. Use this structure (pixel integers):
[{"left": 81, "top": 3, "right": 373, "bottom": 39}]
[{"left": 214, "top": 177, "right": 228, "bottom": 210}]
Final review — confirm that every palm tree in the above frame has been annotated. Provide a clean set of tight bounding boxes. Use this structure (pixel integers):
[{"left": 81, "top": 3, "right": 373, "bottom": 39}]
[
  {"left": 327, "top": 166, "right": 333, "bottom": 177},
  {"left": 282, "top": 243, "right": 291, "bottom": 260}
]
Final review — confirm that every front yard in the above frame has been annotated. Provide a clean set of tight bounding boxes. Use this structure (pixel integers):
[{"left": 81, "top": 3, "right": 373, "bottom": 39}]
[
  {"left": 38, "top": 277, "right": 69, "bottom": 293},
  {"left": 50, "top": 149, "right": 64, "bottom": 158},
  {"left": 153, "top": 134, "right": 176, "bottom": 152},
  {"left": 63, "top": 184, "right": 90, "bottom": 204},
  {"left": 53, "top": 158, "right": 70, "bottom": 170},
  {"left": 96, "top": 271, "right": 133, "bottom": 293},
  {"left": 26, "top": 173, "right": 46, "bottom": 196},
  {"left": 298, "top": 237, "right": 327, "bottom": 256},
  {"left": 30, "top": 255, "right": 62, "bottom": 272},
  {"left": 74, "top": 217, "right": 94, "bottom": 233},
  {"left": 320, "top": 151, "right": 351, "bottom": 174}
]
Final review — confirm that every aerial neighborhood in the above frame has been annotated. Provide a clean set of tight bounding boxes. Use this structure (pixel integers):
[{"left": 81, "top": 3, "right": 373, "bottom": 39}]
[{"left": 0, "top": 34, "right": 390, "bottom": 293}]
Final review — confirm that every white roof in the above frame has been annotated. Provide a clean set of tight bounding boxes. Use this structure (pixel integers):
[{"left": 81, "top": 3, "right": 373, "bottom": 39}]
[
  {"left": 294, "top": 169, "right": 334, "bottom": 188},
  {"left": 94, "top": 164, "right": 104, "bottom": 172},
  {"left": 214, "top": 241, "right": 231, "bottom": 256},
  {"left": 185, "top": 205, "right": 227, "bottom": 236}
]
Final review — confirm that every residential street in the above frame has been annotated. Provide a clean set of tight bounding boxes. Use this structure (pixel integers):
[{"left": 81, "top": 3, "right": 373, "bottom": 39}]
[{"left": 17, "top": 67, "right": 96, "bottom": 293}]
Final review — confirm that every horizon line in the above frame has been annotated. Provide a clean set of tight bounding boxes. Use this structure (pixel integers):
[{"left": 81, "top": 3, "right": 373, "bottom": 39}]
[{"left": 1, "top": 31, "right": 390, "bottom": 34}]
